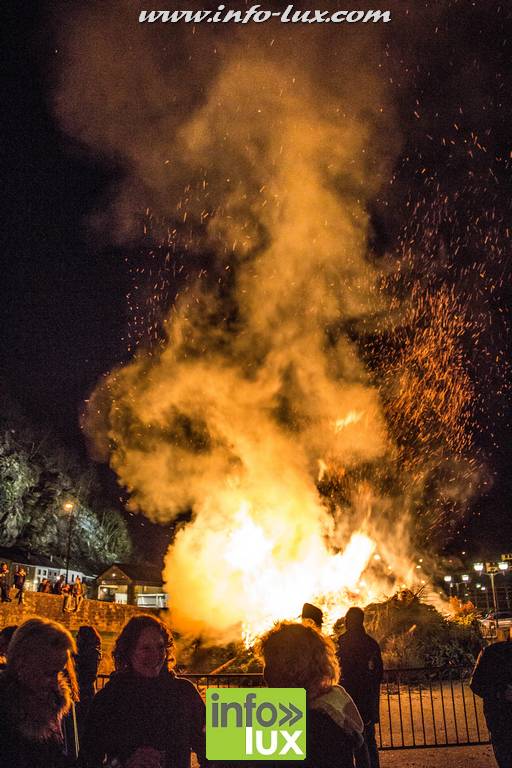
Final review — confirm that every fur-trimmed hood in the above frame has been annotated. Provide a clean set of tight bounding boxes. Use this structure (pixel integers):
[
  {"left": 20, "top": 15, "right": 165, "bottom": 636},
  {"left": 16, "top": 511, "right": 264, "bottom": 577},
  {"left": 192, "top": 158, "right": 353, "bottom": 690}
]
[{"left": 0, "top": 670, "right": 72, "bottom": 743}]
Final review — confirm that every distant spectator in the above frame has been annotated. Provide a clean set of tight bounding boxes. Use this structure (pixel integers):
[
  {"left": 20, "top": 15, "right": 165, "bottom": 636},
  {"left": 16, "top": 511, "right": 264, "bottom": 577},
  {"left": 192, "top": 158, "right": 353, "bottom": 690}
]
[
  {"left": 38, "top": 578, "right": 52, "bottom": 593},
  {"left": 337, "top": 607, "right": 383, "bottom": 768},
  {"left": 53, "top": 575, "right": 65, "bottom": 595},
  {"left": 62, "top": 583, "right": 72, "bottom": 613},
  {"left": 13, "top": 566, "right": 27, "bottom": 606},
  {"left": 0, "top": 617, "right": 78, "bottom": 767},
  {"left": 75, "top": 626, "right": 101, "bottom": 730},
  {"left": 0, "top": 563, "right": 11, "bottom": 603},
  {"left": 72, "top": 577, "right": 84, "bottom": 612},
  {"left": 471, "top": 630, "right": 512, "bottom": 768},
  {"left": 0, "top": 625, "right": 18, "bottom": 665}
]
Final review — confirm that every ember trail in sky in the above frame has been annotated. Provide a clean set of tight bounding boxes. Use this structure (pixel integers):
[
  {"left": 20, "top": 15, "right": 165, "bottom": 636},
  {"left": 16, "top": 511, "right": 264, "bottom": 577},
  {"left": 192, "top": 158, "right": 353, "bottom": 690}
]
[{"left": 55, "top": 1, "right": 511, "bottom": 640}]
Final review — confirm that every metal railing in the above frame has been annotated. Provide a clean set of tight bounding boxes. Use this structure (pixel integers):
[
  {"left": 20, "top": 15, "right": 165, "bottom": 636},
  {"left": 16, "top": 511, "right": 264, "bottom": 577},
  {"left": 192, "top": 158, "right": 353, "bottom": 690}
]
[
  {"left": 95, "top": 668, "right": 490, "bottom": 750},
  {"left": 377, "top": 667, "right": 489, "bottom": 750}
]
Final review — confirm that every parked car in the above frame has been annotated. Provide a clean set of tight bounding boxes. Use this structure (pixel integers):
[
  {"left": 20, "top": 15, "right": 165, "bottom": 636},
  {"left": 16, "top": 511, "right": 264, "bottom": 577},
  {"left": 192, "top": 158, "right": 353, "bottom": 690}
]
[{"left": 479, "top": 610, "right": 512, "bottom": 634}]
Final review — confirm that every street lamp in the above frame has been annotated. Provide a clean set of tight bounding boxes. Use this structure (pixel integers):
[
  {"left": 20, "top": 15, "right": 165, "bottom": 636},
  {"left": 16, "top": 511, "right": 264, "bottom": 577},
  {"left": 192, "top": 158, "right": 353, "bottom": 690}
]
[
  {"left": 474, "top": 561, "right": 509, "bottom": 618},
  {"left": 63, "top": 500, "right": 76, "bottom": 584},
  {"left": 459, "top": 574, "right": 470, "bottom": 602},
  {"left": 475, "top": 562, "right": 498, "bottom": 611},
  {"left": 444, "top": 575, "right": 453, "bottom": 596}
]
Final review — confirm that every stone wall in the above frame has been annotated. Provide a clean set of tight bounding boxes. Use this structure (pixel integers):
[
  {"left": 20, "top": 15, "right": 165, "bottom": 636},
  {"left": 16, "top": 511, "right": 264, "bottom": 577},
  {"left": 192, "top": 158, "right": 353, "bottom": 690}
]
[{"left": 0, "top": 590, "right": 153, "bottom": 634}]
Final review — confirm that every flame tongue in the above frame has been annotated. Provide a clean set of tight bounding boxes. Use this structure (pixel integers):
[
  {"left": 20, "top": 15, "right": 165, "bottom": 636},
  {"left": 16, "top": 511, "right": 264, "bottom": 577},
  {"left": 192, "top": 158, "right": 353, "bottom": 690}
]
[{"left": 166, "top": 494, "right": 377, "bottom": 644}]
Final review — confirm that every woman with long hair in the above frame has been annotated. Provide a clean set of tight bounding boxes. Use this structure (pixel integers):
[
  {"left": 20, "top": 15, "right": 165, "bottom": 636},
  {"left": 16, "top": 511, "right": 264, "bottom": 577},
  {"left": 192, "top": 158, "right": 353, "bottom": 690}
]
[
  {"left": 258, "top": 621, "right": 367, "bottom": 768},
  {"left": 0, "top": 617, "right": 79, "bottom": 767},
  {"left": 78, "top": 614, "right": 205, "bottom": 768}
]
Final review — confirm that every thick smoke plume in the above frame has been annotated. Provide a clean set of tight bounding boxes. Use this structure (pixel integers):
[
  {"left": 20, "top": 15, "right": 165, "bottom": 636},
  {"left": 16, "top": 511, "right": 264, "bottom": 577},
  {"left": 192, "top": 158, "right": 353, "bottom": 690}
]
[{"left": 54, "top": 2, "right": 499, "bottom": 639}]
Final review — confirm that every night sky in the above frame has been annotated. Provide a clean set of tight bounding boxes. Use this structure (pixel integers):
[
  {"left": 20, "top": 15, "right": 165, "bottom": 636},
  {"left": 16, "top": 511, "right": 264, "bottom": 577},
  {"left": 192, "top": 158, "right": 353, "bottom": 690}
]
[
  {"left": 3, "top": 3, "right": 127, "bottom": 436},
  {"left": 2, "top": 1, "right": 166, "bottom": 556},
  {"left": 2, "top": 1, "right": 512, "bottom": 560}
]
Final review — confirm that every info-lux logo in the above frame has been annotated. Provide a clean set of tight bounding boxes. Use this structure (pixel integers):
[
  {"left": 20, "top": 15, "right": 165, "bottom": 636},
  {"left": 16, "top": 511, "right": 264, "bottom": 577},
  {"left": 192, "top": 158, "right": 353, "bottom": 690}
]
[{"left": 206, "top": 688, "right": 307, "bottom": 761}]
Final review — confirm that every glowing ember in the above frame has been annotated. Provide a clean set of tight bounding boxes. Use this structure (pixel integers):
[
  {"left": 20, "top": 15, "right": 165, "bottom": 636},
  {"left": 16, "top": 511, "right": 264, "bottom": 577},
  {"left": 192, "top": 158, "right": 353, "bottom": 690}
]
[{"left": 334, "top": 411, "right": 364, "bottom": 432}]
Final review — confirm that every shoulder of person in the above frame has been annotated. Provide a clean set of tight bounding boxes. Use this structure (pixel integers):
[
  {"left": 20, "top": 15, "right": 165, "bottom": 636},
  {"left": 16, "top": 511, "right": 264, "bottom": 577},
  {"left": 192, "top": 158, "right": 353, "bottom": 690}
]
[
  {"left": 337, "top": 632, "right": 349, "bottom": 648},
  {"left": 366, "top": 634, "right": 381, "bottom": 650},
  {"left": 307, "top": 709, "right": 355, "bottom": 762},
  {"left": 173, "top": 673, "right": 203, "bottom": 699},
  {"left": 481, "top": 640, "right": 509, "bottom": 659},
  {"left": 309, "top": 706, "right": 347, "bottom": 732},
  {"left": 92, "top": 671, "right": 131, "bottom": 703}
]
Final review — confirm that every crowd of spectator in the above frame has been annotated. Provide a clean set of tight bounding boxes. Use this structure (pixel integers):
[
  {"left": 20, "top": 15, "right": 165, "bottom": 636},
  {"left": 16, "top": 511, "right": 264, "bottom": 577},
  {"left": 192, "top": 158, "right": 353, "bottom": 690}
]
[
  {"left": 0, "top": 599, "right": 510, "bottom": 768},
  {"left": 0, "top": 561, "right": 85, "bottom": 612}
]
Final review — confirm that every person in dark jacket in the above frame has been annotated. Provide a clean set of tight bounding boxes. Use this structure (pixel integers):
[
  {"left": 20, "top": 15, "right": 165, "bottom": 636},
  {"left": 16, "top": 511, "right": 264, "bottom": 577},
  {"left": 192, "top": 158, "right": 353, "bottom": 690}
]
[
  {"left": 259, "top": 620, "right": 366, "bottom": 768},
  {"left": 53, "top": 575, "right": 65, "bottom": 595},
  {"left": 470, "top": 633, "right": 512, "bottom": 768},
  {"left": 78, "top": 614, "right": 205, "bottom": 768},
  {"left": 40, "top": 577, "right": 53, "bottom": 593},
  {"left": 0, "top": 561, "right": 12, "bottom": 602},
  {"left": 337, "top": 607, "right": 383, "bottom": 768},
  {"left": 75, "top": 625, "right": 102, "bottom": 731},
  {"left": 14, "top": 566, "right": 27, "bottom": 605},
  {"left": 0, "top": 617, "right": 78, "bottom": 768}
]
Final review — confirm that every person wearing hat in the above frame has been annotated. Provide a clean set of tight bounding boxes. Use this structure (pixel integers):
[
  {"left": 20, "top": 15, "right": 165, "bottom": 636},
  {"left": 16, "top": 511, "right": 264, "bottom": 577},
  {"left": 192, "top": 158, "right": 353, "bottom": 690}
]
[
  {"left": 337, "top": 607, "right": 383, "bottom": 768},
  {"left": 302, "top": 602, "right": 323, "bottom": 629}
]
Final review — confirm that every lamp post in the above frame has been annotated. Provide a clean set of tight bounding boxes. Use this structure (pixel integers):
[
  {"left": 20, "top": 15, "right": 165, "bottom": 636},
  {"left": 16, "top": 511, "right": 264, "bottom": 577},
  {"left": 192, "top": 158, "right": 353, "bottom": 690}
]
[
  {"left": 461, "top": 574, "right": 470, "bottom": 602},
  {"left": 474, "top": 561, "right": 509, "bottom": 621},
  {"left": 63, "top": 500, "right": 75, "bottom": 585},
  {"left": 499, "top": 561, "right": 510, "bottom": 609},
  {"left": 474, "top": 563, "right": 487, "bottom": 612},
  {"left": 444, "top": 575, "right": 453, "bottom": 596}
]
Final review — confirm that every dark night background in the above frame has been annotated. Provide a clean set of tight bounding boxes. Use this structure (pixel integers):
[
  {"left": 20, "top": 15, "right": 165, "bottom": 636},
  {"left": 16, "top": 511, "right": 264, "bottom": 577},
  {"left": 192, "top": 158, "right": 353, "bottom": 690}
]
[
  {"left": 2, "top": 1, "right": 511, "bottom": 561},
  {"left": 2, "top": 1, "right": 173, "bottom": 561}
]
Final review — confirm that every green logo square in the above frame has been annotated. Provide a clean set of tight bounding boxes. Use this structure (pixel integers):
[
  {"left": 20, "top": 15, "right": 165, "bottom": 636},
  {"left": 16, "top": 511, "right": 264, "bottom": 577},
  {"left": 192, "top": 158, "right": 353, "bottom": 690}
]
[{"left": 206, "top": 688, "right": 307, "bottom": 761}]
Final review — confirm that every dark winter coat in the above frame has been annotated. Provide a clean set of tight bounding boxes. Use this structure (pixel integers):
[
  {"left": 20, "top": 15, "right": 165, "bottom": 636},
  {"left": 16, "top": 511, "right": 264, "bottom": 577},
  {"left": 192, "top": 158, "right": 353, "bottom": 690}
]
[
  {"left": 215, "top": 685, "right": 363, "bottom": 768},
  {"left": 0, "top": 569, "right": 10, "bottom": 589},
  {"left": 76, "top": 647, "right": 100, "bottom": 701},
  {"left": 337, "top": 628, "right": 383, "bottom": 724},
  {"left": 0, "top": 670, "right": 74, "bottom": 768},
  {"left": 78, "top": 668, "right": 205, "bottom": 768},
  {"left": 306, "top": 685, "right": 365, "bottom": 768},
  {"left": 470, "top": 640, "right": 512, "bottom": 740},
  {"left": 14, "top": 571, "right": 26, "bottom": 589},
  {"left": 303, "top": 708, "right": 358, "bottom": 768},
  {"left": 75, "top": 644, "right": 101, "bottom": 727}
]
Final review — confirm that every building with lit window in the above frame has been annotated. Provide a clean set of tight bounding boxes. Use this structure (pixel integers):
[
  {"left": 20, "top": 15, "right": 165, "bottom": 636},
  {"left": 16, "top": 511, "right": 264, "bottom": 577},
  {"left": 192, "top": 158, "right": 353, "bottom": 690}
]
[{"left": 96, "top": 563, "right": 167, "bottom": 608}]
